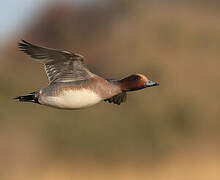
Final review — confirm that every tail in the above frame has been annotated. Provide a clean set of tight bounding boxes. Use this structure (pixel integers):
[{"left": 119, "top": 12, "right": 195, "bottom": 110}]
[{"left": 14, "top": 92, "right": 39, "bottom": 104}]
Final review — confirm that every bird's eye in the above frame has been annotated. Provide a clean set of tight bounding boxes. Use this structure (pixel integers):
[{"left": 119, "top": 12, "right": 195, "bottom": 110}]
[
  {"left": 129, "top": 75, "right": 141, "bottom": 81},
  {"left": 135, "top": 76, "right": 141, "bottom": 81}
]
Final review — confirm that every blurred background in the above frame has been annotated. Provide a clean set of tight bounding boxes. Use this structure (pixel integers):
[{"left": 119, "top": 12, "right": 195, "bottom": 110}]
[{"left": 1, "top": 0, "right": 220, "bottom": 179}]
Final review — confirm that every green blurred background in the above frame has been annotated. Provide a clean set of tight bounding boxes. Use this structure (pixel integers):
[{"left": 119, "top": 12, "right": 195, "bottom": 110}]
[{"left": 1, "top": 0, "right": 220, "bottom": 179}]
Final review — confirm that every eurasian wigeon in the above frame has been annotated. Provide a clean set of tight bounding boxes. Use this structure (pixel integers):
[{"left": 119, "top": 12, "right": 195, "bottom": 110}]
[{"left": 14, "top": 40, "right": 159, "bottom": 109}]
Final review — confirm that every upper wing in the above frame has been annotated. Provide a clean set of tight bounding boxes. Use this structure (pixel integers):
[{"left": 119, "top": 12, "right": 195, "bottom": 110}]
[{"left": 18, "top": 40, "right": 91, "bottom": 84}]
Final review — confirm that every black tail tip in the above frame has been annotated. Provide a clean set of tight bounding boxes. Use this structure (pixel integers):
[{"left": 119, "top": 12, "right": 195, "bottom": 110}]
[
  {"left": 13, "top": 96, "right": 22, "bottom": 101},
  {"left": 13, "top": 94, "right": 40, "bottom": 104}
]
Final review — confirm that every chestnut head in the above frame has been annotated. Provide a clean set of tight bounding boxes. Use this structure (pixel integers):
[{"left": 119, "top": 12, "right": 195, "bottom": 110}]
[{"left": 119, "top": 74, "right": 159, "bottom": 92}]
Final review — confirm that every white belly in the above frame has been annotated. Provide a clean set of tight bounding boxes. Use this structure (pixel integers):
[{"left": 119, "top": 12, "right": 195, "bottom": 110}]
[{"left": 40, "top": 89, "right": 102, "bottom": 109}]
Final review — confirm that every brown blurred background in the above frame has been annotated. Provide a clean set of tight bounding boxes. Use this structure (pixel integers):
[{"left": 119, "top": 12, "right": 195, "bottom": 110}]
[{"left": 1, "top": 0, "right": 220, "bottom": 179}]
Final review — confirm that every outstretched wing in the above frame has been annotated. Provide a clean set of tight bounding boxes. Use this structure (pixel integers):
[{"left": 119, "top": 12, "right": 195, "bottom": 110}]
[
  {"left": 18, "top": 40, "right": 91, "bottom": 84},
  {"left": 104, "top": 92, "right": 127, "bottom": 105}
]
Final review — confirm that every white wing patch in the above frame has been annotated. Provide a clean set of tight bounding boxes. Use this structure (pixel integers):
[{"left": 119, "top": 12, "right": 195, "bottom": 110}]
[{"left": 39, "top": 89, "right": 102, "bottom": 109}]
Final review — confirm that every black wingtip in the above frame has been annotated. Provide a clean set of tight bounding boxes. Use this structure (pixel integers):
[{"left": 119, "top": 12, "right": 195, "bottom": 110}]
[
  {"left": 18, "top": 40, "right": 26, "bottom": 49},
  {"left": 21, "top": 39, "right": 31, "bottom": 44},
  {"left": 20, "top": 39, "right": 28, "bottom": 44},
  {"left": 18, "top": 39, "right": 31, "bottom": 48},
  {"left": 18, "top": 39, "right": 34, "bottom": 55}
]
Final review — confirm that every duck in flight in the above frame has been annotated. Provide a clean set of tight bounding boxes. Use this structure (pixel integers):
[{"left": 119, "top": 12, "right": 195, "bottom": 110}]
[{"left": 14, "top": 40, "right": 159, "bottom": 109}]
